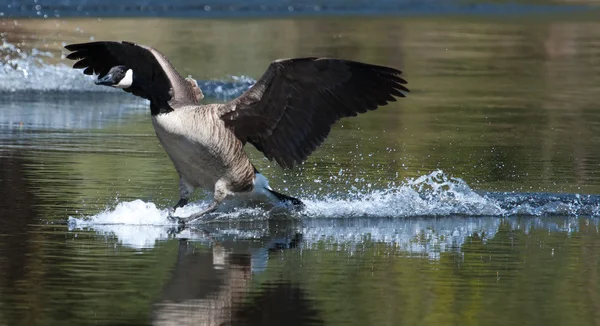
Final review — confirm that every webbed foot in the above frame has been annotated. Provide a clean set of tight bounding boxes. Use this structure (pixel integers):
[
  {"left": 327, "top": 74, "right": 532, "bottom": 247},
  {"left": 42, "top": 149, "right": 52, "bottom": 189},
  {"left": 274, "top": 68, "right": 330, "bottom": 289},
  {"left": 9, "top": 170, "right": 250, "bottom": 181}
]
[{"left": 173, "top": 198, "right": 189, "bottom": 210}]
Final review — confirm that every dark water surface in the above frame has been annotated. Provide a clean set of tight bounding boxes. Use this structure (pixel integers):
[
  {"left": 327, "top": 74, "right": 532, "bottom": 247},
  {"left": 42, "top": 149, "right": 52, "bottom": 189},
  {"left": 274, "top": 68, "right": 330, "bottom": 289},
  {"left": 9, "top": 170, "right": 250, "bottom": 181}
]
[{"left": 2, "top": 9, "right": 600, "bottom": 326}]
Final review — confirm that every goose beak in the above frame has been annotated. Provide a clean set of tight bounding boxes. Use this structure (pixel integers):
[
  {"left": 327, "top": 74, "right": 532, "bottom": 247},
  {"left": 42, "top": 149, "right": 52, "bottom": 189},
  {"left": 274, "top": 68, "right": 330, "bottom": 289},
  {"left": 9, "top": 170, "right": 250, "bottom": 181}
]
[{"left": 95, "top": 74, "right": 114, "bottom": 86}]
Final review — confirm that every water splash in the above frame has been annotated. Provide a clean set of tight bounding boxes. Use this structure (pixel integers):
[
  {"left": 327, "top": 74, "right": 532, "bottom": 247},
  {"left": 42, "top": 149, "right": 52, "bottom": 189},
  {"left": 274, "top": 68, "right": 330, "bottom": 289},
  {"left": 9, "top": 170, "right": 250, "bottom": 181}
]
[
  {"left": 69, "top": 200, "right": 177, "bottom": 248},
  {"left": 305, "top": 171, "right": 504, "bottom": 218},
  {"left": 68, "top": 170, "right": 600, "bottom": 251},
  {"left": 1, "top": 40, "right": 98, "bottom": 93}
]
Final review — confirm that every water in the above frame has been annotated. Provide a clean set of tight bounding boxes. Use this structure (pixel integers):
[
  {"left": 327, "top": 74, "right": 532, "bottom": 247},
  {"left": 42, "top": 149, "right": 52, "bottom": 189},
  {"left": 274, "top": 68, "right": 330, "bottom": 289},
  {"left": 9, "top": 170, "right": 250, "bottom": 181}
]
[
  {"left": 2, "top": 0, "right": 597, "bottom": 19},
  {"left": 2, "top": 4, "right": 600, "bottom": 326}
]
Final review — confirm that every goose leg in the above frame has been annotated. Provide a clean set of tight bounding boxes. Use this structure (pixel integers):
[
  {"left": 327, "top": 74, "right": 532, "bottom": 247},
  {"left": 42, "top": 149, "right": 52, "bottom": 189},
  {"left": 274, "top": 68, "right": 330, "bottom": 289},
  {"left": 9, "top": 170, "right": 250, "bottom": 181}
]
[
  {"left": 167, "top": 178, "right": 194, "bottom": 221},
  {"left": 174, "top": 178, "right": 194, "bottom": 210},
  {"left": 177, "top": 180, "right": 230, "bottom": 225},
  {"left": 173, "top": 198, "right": 188, "bottom": 209}
]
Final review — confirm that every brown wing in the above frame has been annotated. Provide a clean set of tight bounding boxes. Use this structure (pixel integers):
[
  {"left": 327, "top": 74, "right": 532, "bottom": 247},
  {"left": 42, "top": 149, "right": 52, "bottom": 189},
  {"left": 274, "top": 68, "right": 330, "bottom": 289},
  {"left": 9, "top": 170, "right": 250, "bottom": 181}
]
[
  {"left": 65, "top": 41, "right": 202, "bottom": 109},
  {"left": 219, "top": 58, "right": 408, "bottom": 168}
]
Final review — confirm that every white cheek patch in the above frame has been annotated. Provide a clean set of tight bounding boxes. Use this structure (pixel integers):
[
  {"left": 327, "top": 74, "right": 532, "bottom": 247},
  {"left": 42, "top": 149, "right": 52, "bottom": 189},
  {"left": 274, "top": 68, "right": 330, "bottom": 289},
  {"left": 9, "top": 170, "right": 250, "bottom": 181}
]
[{"left": 115, "top": 69, "right": 133, "bottom": 88}]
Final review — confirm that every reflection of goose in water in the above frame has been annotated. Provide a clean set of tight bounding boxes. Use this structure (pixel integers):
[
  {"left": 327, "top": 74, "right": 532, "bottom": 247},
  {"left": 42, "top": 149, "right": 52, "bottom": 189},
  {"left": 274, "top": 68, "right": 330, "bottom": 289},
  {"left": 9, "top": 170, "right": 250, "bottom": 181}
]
[
  {"left": 152, "top": 240, "right": 251, "bottom": 326},
  {"left": 64, "top": 41, "right": 408, "bottom": 224},
  {"left": 152, "top": 229, "right": 322, "bottom": 326}
]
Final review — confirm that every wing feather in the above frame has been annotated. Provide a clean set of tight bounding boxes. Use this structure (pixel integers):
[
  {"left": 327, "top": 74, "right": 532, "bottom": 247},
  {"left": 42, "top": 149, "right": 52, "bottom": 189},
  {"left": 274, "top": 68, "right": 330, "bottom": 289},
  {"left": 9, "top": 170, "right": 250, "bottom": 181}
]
[{"left": 219, "top": 58, "right": 408, "bottom": 168}]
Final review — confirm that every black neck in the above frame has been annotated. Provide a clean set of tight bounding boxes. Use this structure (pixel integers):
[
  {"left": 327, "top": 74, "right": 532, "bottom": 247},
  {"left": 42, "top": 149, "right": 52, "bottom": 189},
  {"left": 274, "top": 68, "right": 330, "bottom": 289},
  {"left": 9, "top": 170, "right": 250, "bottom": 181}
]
[{"left": 150, "top": 101, "right": 174, "bottom": 116}]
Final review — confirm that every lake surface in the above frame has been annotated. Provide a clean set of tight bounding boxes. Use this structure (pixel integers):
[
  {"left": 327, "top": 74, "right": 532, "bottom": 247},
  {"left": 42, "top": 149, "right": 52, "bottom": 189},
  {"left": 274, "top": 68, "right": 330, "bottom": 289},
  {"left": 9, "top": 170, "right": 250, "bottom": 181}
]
[{"left": 2, "top": 5, "right": 600, "bottom": 326}]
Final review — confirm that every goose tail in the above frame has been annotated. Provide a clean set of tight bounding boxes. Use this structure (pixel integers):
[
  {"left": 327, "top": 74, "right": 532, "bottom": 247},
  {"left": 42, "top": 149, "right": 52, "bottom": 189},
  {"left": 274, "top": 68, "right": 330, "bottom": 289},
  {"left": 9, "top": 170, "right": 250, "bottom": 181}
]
[
  {"left": 253, "top": 167, "right": 304, "bottom": 210},
  {"left": 266, "top": 188, "right": 305, "bottom": 210}
]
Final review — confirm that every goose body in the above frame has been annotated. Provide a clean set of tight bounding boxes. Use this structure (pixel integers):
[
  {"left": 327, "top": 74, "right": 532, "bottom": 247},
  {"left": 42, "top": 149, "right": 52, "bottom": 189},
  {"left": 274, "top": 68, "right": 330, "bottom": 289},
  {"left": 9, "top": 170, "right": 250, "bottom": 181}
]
[
  {"left": 64, "top": 41, "right": 409, "bottom": 223},
  {"left": 152, "top": 105, "right": 254, "bottom": 193}
]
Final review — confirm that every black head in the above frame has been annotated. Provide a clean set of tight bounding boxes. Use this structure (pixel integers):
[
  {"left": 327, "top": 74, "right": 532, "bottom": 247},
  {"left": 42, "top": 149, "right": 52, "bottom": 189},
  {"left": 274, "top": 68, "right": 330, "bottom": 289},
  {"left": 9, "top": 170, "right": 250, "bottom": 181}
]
[{"left": 95, "top": 65, "right": 133, "bottom": 88}]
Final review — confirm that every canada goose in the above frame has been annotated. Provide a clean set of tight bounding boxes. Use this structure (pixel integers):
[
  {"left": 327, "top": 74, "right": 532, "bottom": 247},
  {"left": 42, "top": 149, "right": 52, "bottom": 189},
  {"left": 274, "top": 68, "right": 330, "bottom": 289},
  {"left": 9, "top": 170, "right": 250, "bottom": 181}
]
[{"left": 64, "top": 41, "right": 409, "bottom": 224}]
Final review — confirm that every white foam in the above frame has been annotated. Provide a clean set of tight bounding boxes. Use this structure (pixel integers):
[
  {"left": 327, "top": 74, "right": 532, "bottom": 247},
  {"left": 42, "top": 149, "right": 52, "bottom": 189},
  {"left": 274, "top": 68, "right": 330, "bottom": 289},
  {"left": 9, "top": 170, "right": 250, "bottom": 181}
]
[
  {"left": 71, "top": 199, "right": 172, "bottom": 226},
  {"left": 67, "top": 199, "right": 274, "bottom": 248},
  {"left": 68, "top": 200, "right": 175, "bottom": 249}
]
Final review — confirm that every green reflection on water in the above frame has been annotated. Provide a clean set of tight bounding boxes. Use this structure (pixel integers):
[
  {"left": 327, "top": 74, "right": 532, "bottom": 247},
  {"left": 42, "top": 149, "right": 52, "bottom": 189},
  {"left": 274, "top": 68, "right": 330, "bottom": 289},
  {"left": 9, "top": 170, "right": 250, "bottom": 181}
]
[
  {"left": 254, "top": 219, "right": 600, "bottom": 326},
  {"left": 0, "top": 225, "right": 180, "bottom": 326}
]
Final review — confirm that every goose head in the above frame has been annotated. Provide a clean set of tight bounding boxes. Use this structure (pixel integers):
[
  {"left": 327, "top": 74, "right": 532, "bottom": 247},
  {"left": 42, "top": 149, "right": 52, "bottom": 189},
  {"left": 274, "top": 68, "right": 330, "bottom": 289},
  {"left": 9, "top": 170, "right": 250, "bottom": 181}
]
[{"left": 95, "top": 65, "right": 134, "bottom": 88}]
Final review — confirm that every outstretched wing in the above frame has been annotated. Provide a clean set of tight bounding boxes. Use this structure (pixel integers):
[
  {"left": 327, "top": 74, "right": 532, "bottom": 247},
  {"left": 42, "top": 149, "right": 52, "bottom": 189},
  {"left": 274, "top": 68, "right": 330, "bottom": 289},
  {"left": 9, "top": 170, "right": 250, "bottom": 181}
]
[
  {"left": 65, "top": 41, "right": 202, "bottom": 109},
  {"left": 219, "top": 58, "right": 408, "bottom": 168}
]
